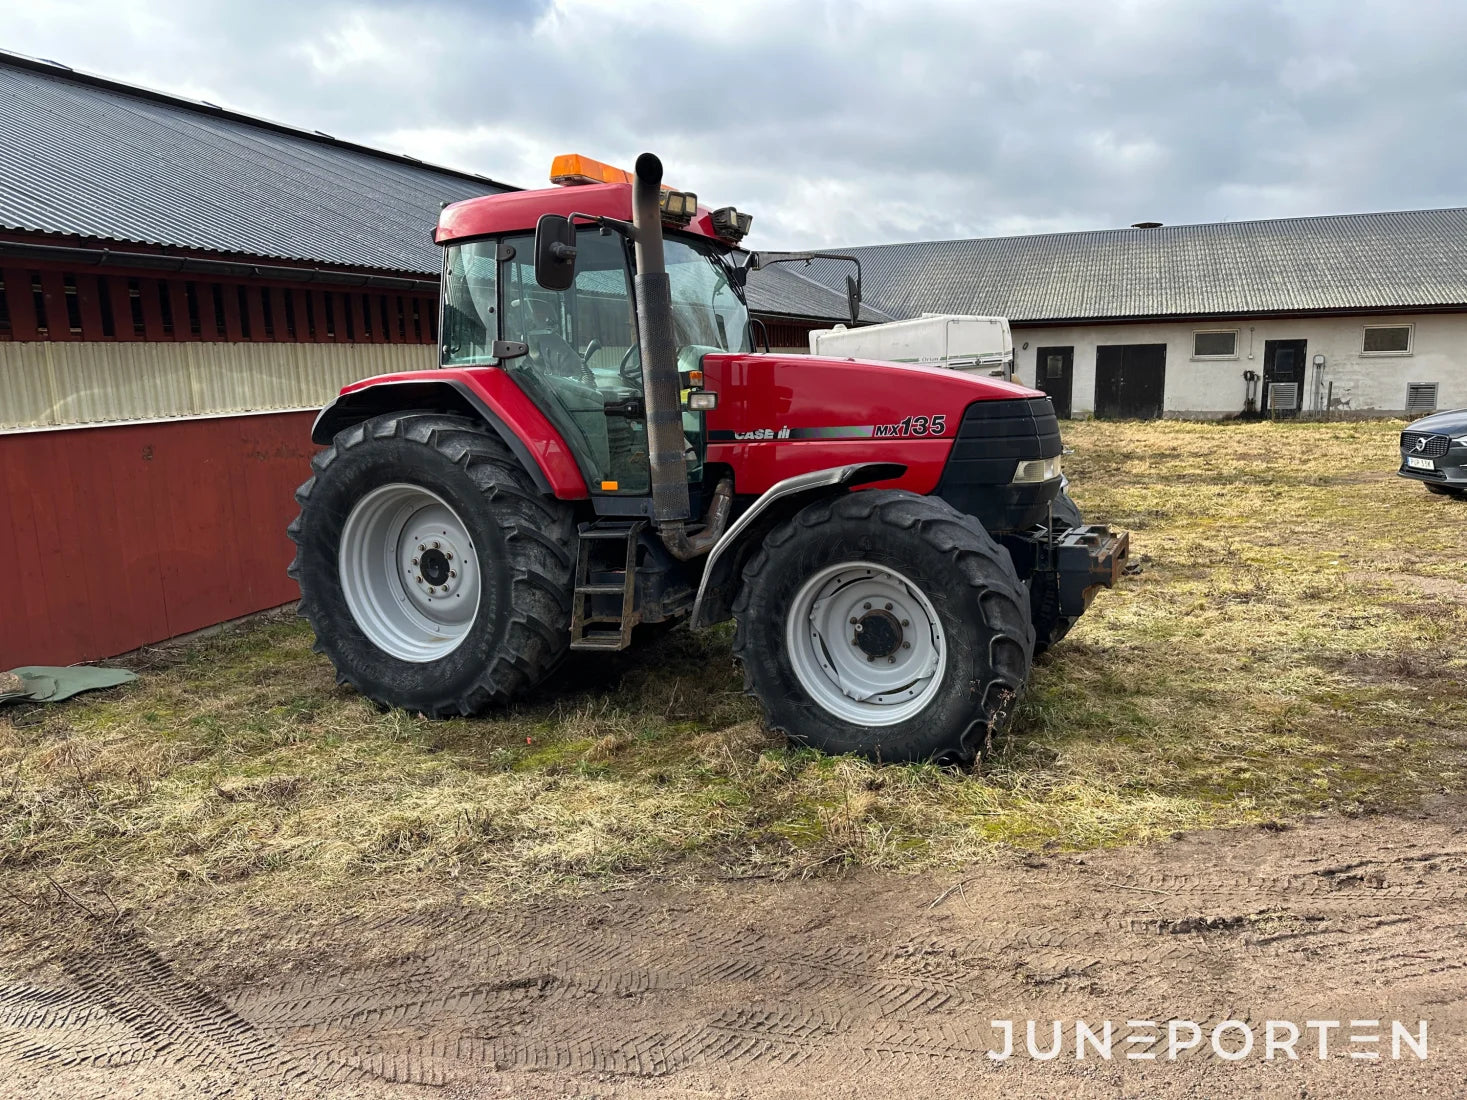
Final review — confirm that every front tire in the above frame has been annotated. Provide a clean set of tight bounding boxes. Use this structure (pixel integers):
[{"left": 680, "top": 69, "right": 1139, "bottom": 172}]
[
  {"left": 732, "top": 490, "right": 1034, "bottom": 764},
  {"left": 288, "top": 412, "right": 575, "bottom": 715}
]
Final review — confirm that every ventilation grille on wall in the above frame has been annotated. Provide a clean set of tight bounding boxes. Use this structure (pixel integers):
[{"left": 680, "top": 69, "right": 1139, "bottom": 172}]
[
  {"left": 1406, "top": 383, "right": 1439, "bottom": 414},
  {"left": 1268, "top": 382, "right": 1299, "bottom": 411}
]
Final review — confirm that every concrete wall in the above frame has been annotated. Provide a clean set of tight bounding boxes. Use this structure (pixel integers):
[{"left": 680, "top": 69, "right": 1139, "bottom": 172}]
[{"left": 1011, "top": 311, "right": 1467, "bottom": 417}]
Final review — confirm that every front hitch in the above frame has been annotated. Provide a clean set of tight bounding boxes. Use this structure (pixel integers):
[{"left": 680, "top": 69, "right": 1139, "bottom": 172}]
[
  {"left": 1008, "top": 522, "right": 1131, "bottom": 618},
  {"left": 1048, "top": 524, "right": 1130, "bottom": 616}
]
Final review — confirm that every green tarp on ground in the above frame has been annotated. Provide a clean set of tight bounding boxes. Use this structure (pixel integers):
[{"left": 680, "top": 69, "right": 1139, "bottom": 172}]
[{"left": 0, "top": 665, "right": 137, "bottom": 704}]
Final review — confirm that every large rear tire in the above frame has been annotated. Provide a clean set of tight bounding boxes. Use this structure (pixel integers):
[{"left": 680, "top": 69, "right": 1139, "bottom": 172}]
[
  {"left": 1031, "top": 489, "right": 1085, "bottom": 653},
  {"left": 288, "top": 412, "right": 575, "bottom": 715},
  {"left": 732, "top": 490, "right": 1034, "bottom": 764}
]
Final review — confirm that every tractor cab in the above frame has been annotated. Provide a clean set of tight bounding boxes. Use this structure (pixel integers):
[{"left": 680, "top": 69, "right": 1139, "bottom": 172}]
[{"left": 436, "top": 155, "right": 755, "bottom": 510}]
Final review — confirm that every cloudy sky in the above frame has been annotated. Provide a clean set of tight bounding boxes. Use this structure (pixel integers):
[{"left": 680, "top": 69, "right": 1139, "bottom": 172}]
[{"left": 7, "top": 0, "right": 1466, "bottom": 249}]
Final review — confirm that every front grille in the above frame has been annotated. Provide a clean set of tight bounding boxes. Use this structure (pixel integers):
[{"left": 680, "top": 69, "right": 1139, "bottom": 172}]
[{"left": 1401, "top": 432, "right": 1450, "bottom": 458}]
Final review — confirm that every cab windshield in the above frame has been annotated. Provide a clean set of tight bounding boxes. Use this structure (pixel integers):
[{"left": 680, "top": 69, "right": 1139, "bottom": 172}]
[
  {"left": 439, "top": 230, "right": 751, "bottom": 372},
  {"left": 662, "top": 235, "right": 752, "bottom": 355}
]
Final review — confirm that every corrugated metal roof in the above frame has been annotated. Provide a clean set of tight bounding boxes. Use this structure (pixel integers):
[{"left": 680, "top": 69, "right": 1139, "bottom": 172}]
[
  {"left": 0, "top": 52, "right": 514, "bottom": 274},
  {"left": 743, "top": 260, "right": 895, "bottom": 323},
  {"left": 785, "top": 208, "right": 1467, "bottom": 323}
]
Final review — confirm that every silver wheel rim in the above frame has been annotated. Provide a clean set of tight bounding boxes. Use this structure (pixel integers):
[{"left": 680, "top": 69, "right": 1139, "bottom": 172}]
[
  {"left": 785, "top": 561, "right": 947, "bottom": 726},
  {"left": 339, "top": 483, "right": 481, "bottom": 662}
]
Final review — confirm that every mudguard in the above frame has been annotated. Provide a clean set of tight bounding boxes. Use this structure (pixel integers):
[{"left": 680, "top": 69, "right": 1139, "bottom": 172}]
[
  {"left": 690, "top": 462, "right": 905, "bottom": 628},
  {"left": 311, "top": 370, "right": 589, "bottom": 499}
]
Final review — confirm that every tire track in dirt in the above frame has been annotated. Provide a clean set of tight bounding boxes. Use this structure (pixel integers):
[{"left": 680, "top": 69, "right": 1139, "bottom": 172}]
[{"left": 4, "top": 815, "right": 1465, "bottom": 1094}]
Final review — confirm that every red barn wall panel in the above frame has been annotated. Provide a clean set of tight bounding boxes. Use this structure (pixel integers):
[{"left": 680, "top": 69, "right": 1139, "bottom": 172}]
[{"left": 0, "top": 412, "right": 317, "bottom": 667}]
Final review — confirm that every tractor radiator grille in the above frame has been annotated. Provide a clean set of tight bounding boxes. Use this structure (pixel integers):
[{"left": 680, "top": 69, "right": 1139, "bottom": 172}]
[{"left": 1401, "top": 432, "right": 1450, "bottom": 458}]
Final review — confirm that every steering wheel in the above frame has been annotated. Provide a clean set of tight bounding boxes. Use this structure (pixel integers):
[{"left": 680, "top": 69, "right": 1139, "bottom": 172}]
[
  {"left": 618, "top": 343, "right": 642, "bottom": 386},
  {"left": 582, "top": 338, "right": 602, "bottom": 366}
]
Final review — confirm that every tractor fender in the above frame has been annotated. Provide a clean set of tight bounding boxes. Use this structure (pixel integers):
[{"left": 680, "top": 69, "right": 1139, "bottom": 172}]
[
  {"left": 690, "top": 462, "right": 906, "bottom": 629},
  {"left": 311, "top": 374, "right": 588, "bottom": 499}
]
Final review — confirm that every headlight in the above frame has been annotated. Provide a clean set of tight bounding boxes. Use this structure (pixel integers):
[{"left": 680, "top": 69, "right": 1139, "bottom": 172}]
[
  {"left": 1454, "top": 436, "right": 1467, "bottom": 446},
  {"left": 1012, "top": 455, "right": 1063, "bottom": 483}
]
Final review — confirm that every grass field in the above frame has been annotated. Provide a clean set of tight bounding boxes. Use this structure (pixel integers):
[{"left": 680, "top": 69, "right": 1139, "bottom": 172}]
[{"left": 3, "top": 419, "right": 1465, "bottom": 939}]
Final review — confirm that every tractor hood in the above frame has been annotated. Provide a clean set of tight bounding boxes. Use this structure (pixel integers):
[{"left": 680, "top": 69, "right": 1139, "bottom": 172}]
[
  {"left": 701, "top": 352, "right": 1045, "bottom": 445},
  {"left": 699, "top": 352, "right": 1057, "bottom": 500}
]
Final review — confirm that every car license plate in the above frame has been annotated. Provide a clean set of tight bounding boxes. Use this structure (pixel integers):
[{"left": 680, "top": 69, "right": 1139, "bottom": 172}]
[{"left": 1406, "top": 455, "right": 1436, "bottom": 470}]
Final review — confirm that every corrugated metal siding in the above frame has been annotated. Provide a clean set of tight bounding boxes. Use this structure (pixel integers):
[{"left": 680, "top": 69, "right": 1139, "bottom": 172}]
[
  {"left": 0, "top": 411, "right": 315, "bottom": 666},
  {"left": 779, "top": 207, "right": 1467, "bottom": 324},
  {"left": 0, "top": 57, "right": 511, "bottom": 274},
  {"left": 0, "top": 342, "right": 431, "bottom": 430}
]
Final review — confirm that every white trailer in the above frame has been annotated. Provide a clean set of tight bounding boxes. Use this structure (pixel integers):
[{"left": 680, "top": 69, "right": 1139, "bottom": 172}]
[{"left": 808, "top": 314, "right": 1014, "bottom": 379}]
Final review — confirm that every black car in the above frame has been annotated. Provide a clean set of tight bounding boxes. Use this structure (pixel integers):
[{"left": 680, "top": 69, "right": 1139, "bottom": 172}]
[{"left": 1399, "top": 408, "right": 1467, "bottom": 499}]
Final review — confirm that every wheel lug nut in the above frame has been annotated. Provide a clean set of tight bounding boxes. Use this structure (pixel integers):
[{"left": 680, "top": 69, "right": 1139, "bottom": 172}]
[
  {"left": 446, "top": 552, "right": 453, "bottom": 561},
  {"left": 885, "top": 602, "right": 893, "bottom": 610},
  {"left": 888, "top": 657, "right": 896, "bottom": 664},
  {"left": 854, "top": 624, "right": 863, "bottom": 633},
  {"left": 901, "top": 619, "right": 909, "bottom": 627},
  {"left": 867, "top": 655, "right": 875, "bottom": 662},
  {"left": 902, "top": 641, "right": 911, "bottom": 649},
  {"left": 415, "top": 575, "right": 423, "bottom": 584},
  {"left": 411, "top": 557, "right": 419, "bottom": 566},
  {"left": 432, "top": 541, "right": 441, "bottom": 549},
  {"left": 849, "top": 617, "right": 858, "bottom": 625},
  {"left": 449, "top": 570, "right": 457, "bottom": 578},
  {"left": 418, "top": 544, "right": 426, "bottom": 552},
  {"left": 863, "top": 602, "right": 871, "bottom": 610}
]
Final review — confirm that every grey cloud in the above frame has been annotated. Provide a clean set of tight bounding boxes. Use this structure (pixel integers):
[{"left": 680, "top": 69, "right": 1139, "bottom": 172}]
[{"left": 6, "top": 0, "right": 1467, "bottom": 249}]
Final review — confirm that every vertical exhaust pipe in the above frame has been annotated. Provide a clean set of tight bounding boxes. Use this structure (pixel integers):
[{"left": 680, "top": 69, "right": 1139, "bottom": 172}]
[
  {"left": 630, "top": 153, "right": 733, "bottom": 561},
  {"left": 631, "top": 153, "right": 693, "bottom": 529}
]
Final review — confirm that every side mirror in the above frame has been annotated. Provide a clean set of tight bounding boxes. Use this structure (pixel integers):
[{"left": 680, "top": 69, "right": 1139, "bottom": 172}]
[
  {"left": 750, "top": 317, "right": 771, "bottom": 353},
  {"left": 533, "top": 214, "right": 577, "bottom": 290},
  {"left": 845, "top": 274, "right": 861, "bottom": 326}
]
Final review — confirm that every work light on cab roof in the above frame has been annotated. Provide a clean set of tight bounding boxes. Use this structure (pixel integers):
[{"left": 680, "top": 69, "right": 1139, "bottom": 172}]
[{"left": 548, "top": 152, "right": 750, "bottom": 240}]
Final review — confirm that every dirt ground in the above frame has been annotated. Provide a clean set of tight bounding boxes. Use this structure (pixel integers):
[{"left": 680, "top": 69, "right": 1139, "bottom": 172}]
[
  {"left": 5, "top": 801, "right": 1466, "bottom": 1099},
  {"left": 3, "top": 419, "right": 1465, "bottom": 1098}
]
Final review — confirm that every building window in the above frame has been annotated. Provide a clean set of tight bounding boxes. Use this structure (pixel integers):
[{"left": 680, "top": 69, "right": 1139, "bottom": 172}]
[
  {"left": 1192, "top": 330, "right": 1238, "bottom": 358},
  {"left": 1362, "top": 324, "right": 1412, "bottom": 355}
]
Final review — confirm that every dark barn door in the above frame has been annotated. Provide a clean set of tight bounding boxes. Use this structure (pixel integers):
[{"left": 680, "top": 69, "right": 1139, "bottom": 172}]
[
  {"left": 1262, "top": 339, "right": 1308, "bottom": 417},
  {"left": 1035, "top": 346, "right": 1074, "bottom": 418},
  {"left": 1094, "top": 344, "right": 1167, "bottom": 419}
]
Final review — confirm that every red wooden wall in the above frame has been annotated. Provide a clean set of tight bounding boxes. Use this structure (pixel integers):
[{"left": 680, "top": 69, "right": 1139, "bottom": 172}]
[
  {"left": 0, "top": 262, "right": 438, "bottom": 346},
  {"left": 0, "top": 412, "right": 317, "bottom": 667}
]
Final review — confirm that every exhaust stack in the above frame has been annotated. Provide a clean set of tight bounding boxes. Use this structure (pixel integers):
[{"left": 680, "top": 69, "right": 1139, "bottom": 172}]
[
  {"left": 631, "top": 153, "right": 732, "bottom": 560},
  {"left": 631, "top": 153, "right": 692, "bottom": 530}
]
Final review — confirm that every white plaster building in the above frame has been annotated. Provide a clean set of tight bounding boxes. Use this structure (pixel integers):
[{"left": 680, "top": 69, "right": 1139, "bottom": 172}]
[{"left": 771, "top": 209, "right": 1467, "bottom": 418}]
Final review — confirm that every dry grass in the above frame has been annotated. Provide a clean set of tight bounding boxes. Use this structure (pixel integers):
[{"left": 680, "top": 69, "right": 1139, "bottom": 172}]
[{"left": 3, "top": 418, "right": 1465, "bottom": 939}]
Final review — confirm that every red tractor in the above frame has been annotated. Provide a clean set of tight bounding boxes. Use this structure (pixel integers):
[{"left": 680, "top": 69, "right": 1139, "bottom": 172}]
[{"left": 289, "top": 153, "right": 1128, "bottom": 763}]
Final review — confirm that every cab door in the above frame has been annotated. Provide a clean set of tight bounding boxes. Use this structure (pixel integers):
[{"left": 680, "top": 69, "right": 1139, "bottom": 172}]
[{"left": 499, "top": 228, "right": 653, "bottom": 497}]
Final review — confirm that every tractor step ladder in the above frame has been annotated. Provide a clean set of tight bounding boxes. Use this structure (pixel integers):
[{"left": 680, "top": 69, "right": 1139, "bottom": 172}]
[{"left": 569, "top": 520, "right": 645, "bottom": 652}]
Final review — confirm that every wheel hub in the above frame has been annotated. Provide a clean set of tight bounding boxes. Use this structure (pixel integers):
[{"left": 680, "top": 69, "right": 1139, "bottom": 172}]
[
  {"left": 853, "top": 608, "right": 903, "bottom": 659},
  {"left": 419, "top": 547, "right": 451, "bottom": 586}
]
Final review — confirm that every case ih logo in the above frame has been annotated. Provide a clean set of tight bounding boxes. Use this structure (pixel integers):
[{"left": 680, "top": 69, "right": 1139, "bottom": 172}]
[{"left": 731, "top": 427, "right": 791, "bottom": 440}]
